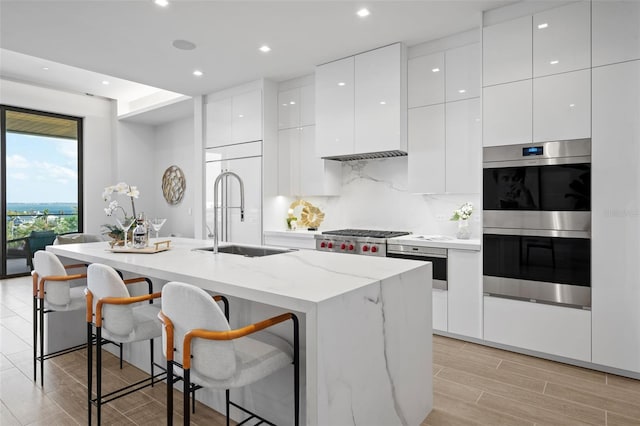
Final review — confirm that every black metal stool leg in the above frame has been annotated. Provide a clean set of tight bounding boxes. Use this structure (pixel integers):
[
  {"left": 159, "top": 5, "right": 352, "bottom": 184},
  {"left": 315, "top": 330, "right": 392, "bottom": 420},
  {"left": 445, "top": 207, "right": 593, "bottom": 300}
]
[
  {"left": 226, "top": 389, "right": 230, "bottom": 426},
  {"left": 96, "top": 326, "right": 102, "bottom": 425},
  {"left": 167, "top": 360, "right": 173, "bottom": 426},
  {"left": 87, "top": 322, "right": 93, "bottom": 426},
  {"left": 39, "top": 298, "right": 45, "bottom": 387},
  {"left": 183, "top": 369, "right": 191, "bottom": 425},
  {"left": 32, "top": 296, "right": 38, "bottom": 383},
  {"left": 119, "top": 343, "right": 123, "bottom": 369}
]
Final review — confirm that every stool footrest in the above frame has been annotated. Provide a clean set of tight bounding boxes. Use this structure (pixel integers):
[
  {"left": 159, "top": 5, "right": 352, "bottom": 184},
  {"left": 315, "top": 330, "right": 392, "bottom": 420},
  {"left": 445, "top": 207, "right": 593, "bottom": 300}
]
[{"left": 90, "top": 370, "right": 167, "bottom": 405}]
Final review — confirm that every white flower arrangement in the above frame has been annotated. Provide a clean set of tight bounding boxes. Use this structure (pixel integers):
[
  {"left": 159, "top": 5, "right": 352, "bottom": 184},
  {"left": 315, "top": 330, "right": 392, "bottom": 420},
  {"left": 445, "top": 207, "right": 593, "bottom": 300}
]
[
  {"left": 102, "top": 182, "right": 139, "bottom": 219},
  {"left": 450, "top": 202, "right": 473, "bottom": 221}
]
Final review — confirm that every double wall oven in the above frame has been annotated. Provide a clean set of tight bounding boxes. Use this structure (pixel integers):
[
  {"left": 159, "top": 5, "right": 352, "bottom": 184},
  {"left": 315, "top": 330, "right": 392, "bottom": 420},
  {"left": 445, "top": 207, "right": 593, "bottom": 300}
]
[{"left": 483, "top": 139, "right": 591, "bottom": 309}]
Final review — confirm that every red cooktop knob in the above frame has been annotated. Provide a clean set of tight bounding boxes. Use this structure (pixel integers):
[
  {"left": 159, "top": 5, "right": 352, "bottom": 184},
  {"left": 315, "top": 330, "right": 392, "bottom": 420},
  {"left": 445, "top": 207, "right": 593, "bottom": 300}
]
[
  {"left": 341, "top": 243, "right": 346, "bottom": 250},
  {"left": 349, "top": 244, "right": 354, "bottom": 251},
  {"left": 328, "top": 242, "right": 333, "bottom": 249},
  {"left": 320, "top": 241, "right": 326, "bottom": 248},
  {"left": 371, "top": 246, "right": 378, "bottom": 253},
  {"left": 362, "top": 245, "right": 369, "bottom": 252}
]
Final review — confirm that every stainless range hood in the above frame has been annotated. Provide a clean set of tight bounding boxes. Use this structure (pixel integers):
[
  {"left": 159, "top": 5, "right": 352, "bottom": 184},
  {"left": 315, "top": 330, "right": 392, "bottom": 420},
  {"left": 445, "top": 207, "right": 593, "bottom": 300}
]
[{"left": 322, "top": 150, "right": 407, "bottom": 162}]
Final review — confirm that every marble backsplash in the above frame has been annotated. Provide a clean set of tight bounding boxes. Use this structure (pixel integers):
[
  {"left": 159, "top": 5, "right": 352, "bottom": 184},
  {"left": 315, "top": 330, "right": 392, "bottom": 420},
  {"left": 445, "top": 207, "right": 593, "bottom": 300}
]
[{"left": 265, "top": 156, "right": 481, "bottom": 238}]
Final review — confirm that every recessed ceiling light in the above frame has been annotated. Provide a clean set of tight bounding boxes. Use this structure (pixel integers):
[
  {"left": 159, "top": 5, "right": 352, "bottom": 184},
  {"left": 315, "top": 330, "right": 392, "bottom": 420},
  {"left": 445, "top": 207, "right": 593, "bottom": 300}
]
[
  {"left": 338, "top": 82, "right": 346, "bottom": 86},
  {"left": 379, "top": 101, "right": 386, "bottom": 105},
  {"left": 569, "top": 103, "right": 576, "bottom": 107},
  {"left": 357, "top": 8, "right": 370, "bottom": 17},
  {"left": 102, "top": 80, "right": 110, "bottom": 85},
  {"left": 172, "top": 39, "right": 196, "bottom": 51},
  {"left": 154, "top": 0, "right": 169, "bottom": 7},
  {"left": 238, "top": 114, "right": 244, "bottom": 118},
  {"left": 42, "top": 67, "right": 49, "bottom": 71},
  {"left": 538, "top": 23, "right": 549, "bottom": 29},
  {"left": 458, "top": 89, "right": 466, "bottom": 94},
  {"left": 289, "top": 101, "right": 296, "bottom": 105},
  {"left": 550, "top": 60, "right": 559, "bottom": 65},
  {"left": 431, "top": 68, "right": 440, "bottom": 73},
  {"left": 259, "top": 45, "right": 271, "bottom": 53},
  {"left": 193, "top": 70, "right": 203, "bottom": 77}
]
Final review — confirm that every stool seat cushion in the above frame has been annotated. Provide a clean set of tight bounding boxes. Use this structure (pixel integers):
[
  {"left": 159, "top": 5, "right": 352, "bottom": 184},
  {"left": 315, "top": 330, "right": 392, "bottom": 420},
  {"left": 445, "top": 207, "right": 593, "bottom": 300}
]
[{"left": 102, "top": 304, "right": 162, "bottom": 344}]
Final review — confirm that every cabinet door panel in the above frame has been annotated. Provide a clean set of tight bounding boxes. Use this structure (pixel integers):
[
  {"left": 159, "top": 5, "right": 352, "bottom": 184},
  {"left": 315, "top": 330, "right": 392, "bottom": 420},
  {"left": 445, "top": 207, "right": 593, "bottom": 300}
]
[
  {"left": 533, "top": 1, "right": 590, "bottom": 77},
  {"left": 300, "top": 84, "right": 315, "bottom": 127},
  {"left": 533, "top": 69, "right": 590, "bottom": 142},
  {"left": 299, "top": 126, "right": 340, "bottom": 196},
  {"left": 232, "top": 90, "right": 262, "bottom": 143},
  {"left": 278, "top": 88, "right": 300, "bottom": 130},
  {"left": 277, "top": 128, "right": 298, "bottom": 196},
  {"left": 205, "top": 98, "right": 232, "bottom": 148},
  {"left": 448, "top": 250, "right": 482, "bottom": 338},
  {"left": 408, "top": 104, "right": 445, "bottom": 193},
  {"left": 483, "top": 16, "right": 532, "bottom": 86},
  {"left": 446, "top": 43, "right": 480, "bottom": 102},
  {"left": 593, "top": 1, "right": 640, "bottom": 66},
  {"left": 408, "top": 52, "right": 444, "bottom": 108},
  {"left": 355, "top": 43, "right": 402, "bottom": 153},
  {"left": 446, "top": 99, "right": 481, "bottom": 193},
  {"left": 592, "top": 61, "right": 640, "bottom": 372},
  {"left": 315, "top": 57, "right": 355, "bottom": 157},
  {"left": 483, "top": 80, "right": 532, "bottom": 147}
]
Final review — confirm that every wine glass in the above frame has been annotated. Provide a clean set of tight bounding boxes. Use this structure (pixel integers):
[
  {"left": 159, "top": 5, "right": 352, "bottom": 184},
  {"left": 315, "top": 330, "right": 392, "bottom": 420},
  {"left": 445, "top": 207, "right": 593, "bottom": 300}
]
[
  {"left": 115, "top": 217, "right": 135, "bottom": 247},
  {"left": 150, "top": 218, "right": 167, "bottom": 239}
]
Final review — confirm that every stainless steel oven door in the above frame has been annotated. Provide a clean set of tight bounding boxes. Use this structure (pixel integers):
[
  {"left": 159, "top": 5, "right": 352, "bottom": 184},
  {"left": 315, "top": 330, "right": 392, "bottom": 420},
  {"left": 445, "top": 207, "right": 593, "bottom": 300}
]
[
  {"left": 387, "top": 244, "right": 447, "bottom": 290},
  {"left": 483, "top": 229, "right": 591, "bottom": 309}
]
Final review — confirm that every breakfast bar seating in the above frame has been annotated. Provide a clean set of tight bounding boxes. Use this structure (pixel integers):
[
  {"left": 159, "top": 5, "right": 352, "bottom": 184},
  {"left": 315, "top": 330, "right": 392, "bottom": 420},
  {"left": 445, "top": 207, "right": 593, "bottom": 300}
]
[{"left": 86, "top": 263, "right": 165, "bottom": 425}]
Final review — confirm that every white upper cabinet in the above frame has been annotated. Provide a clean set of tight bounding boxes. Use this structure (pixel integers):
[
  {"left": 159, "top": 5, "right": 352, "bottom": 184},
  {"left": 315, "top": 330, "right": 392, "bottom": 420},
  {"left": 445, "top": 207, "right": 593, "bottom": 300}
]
[
  {"left": 316, "top": 43, "right": 406, "bottom": 158},
  {"left": 278, "top": 88, "right": 300, "bottom": 130},
  {"left": 408, "top": 52, "right": 445, "bottom": 108},
  {"left": 592, "top": 1, "right": 640, "bottom": 67},
  {"left": 299, "top": 84, "right": 315, "bottom": 127},
  {"left": 446, "top": 98, "right": 481, "bottom": 193},
  {"left": 483, "top": 80, "right": 532, "bottom": 147},
  {"left": 408, "top": 104, "right": 445, "bottom": 194},
  {"left": 533, "top": 69, "right": 591, "bottom": 142},
  {"left": 446, "top": 43, "right": 480, "bottom": 102},
  {"left": 232, "top": 90, "right": 262, "bottom": 143},
  {"left": 298, "top": 126, "right": 340, "bottom": 196},
  {"left": 315, "top": 56, "right": 355, "bottom": 158},
  {"left": 533, "top": 1, "right": 591, "bottom": 78},
  {"left": 206, "top": 89, "right": 262, "bottom": 148},
  {"left": 206, "top": 97, "right": 232, "bottom": 148},
  {"left": 483, "top": 16, "right": 532, "bottom": 86},
  {"left": 354, "top": 43, "right": 406, "bottom": 154}
]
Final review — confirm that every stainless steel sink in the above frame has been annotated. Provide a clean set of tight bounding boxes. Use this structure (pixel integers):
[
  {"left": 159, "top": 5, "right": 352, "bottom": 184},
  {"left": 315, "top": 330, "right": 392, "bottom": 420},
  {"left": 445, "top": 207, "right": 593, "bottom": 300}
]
[{"left": 195, "top": 245, "right": 293, "bottom": 257}]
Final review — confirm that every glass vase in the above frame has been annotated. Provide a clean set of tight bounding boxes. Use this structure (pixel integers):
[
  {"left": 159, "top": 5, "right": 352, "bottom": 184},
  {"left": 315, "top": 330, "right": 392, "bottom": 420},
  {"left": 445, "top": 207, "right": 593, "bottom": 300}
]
[{"left": 456, "top": 219, "right": 471, "bottom": 239}]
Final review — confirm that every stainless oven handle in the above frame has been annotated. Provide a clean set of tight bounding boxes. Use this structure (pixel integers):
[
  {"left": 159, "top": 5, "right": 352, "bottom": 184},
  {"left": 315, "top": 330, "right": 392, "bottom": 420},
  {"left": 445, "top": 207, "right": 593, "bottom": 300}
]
[
  {"left": 387, "top": 244, "right": 447, "bottom": 257},
  {"left": 483, "top": 228, "right": 590, "bottom": 238}
]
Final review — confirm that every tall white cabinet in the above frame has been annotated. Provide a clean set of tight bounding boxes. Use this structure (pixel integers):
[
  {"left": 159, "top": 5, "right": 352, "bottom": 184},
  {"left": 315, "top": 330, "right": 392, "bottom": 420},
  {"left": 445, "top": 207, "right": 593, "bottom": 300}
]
[{"left": 592, "top": 60, "right": 640, "bottom": 373}]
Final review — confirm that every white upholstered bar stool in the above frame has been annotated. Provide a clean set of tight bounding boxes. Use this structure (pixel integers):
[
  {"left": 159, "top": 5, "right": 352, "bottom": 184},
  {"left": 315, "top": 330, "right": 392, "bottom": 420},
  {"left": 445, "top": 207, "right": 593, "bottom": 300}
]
[
  {"left": 86, "top": 263, "right": 165, "bottom": 425},
  {"left": 32, "top": 250, "right": 88, "bottom": 387},
  {"left": 158, "top": 281, "right": 299, "bottom": 426}
]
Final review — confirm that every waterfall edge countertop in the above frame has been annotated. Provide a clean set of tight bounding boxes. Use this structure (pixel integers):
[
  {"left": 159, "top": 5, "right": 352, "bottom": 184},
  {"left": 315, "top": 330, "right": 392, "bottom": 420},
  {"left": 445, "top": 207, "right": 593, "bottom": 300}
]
[{"left": 47, "top": 237, "right": 433, "bottom": 425}]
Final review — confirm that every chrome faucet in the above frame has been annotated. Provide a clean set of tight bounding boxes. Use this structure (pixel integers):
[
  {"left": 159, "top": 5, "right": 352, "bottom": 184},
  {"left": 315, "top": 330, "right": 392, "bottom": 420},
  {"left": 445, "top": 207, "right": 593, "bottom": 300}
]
[{"left": 213, "top": 171, "right": 245, "bottom": 254}]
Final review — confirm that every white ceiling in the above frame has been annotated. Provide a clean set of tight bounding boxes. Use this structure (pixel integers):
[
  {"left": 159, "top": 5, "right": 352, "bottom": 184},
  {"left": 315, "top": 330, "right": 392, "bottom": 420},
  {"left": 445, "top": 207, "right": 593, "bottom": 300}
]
[{"left": 0, "top": 0, "right": 515, "bottom": 104}]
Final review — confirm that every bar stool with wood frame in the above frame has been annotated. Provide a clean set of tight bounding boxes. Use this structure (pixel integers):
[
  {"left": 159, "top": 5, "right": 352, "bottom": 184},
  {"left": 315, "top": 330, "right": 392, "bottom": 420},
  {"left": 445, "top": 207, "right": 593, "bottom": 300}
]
[
  {"left": 86, "top": 263, "right": 166, "bottom": 425},
  {"left": 158, "top": 281, "right": 299, "bottom": 426}
]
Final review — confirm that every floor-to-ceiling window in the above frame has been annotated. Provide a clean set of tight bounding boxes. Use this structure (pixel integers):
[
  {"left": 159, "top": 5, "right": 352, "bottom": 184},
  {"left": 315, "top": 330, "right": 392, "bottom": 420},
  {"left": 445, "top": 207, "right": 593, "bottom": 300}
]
[{"left": 1, "top": 106, "right": 83, "bottom": 277}]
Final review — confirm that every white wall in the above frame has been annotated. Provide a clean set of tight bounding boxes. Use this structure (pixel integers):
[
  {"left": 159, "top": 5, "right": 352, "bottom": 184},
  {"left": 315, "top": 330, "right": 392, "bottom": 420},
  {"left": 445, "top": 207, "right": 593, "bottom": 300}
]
[
  {"left": 265, "top": 157, "right": 481, "bottom": 237},
  {"left": 153, "top": 116, "right": 195, "bottom": 238},
  {"left": 0, "top": 78, "right": 115, "bottom": 235}
]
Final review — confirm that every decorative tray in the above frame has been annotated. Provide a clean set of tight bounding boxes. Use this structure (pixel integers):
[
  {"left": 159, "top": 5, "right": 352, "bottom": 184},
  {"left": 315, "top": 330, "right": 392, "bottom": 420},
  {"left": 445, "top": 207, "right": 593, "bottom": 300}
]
[{"left": 108, "top": 240, "right": 171, "bottom": 254}]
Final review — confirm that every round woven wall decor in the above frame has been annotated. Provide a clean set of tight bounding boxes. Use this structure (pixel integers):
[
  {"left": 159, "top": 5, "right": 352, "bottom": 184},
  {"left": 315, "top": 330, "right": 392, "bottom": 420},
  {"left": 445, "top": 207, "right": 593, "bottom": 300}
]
[{"left": 162, "top": 165, "right": 186, "bottom": 205}]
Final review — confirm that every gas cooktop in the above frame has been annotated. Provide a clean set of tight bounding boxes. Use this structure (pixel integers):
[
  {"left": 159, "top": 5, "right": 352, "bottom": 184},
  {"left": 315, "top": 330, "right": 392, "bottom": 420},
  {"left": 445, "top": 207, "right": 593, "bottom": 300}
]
[{"left": 321, "top": 229, "right": 411, "bottom": 239}]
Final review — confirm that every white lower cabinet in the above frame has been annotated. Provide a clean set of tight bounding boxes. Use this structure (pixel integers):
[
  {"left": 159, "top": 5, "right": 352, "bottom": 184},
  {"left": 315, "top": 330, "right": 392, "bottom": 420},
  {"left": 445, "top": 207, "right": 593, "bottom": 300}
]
[
  {"left": 448, "top": 250, "right": 482, "bottom": 339},
  {"left": 484, "top": 296, "right": 591, "bottom": 362},
  {"left": 263, "top": 231, "right": 317, "bottom": 250},
  {"left": 432, "top": 289, "right": 448, "bottom": 332}
]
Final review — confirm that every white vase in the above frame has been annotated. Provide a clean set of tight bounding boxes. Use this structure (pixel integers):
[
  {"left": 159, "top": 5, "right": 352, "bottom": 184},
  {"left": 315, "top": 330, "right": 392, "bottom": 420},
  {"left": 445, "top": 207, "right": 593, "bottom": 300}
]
[{"left": 456, "top": 219, "right": 471, "bottom": 239}]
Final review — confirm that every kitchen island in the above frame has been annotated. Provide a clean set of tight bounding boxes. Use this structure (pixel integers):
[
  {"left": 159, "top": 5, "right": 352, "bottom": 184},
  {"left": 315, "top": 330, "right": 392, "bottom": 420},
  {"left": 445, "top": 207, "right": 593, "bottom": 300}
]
[{"left": 48, "top": 238, "right": 433, "bottom": 425}]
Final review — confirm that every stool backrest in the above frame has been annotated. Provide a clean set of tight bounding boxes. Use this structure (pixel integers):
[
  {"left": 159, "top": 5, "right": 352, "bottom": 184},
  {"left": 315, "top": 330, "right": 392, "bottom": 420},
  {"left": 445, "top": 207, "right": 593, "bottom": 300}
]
[
  {"left": 33, "top": 251, "right": 71, "bottom": 306},
  {"left": 87, "top": 264, "right": 134, "bottom": 338},
  {"left": 162, "top": 282, "right": 236, "bottom": 380}
]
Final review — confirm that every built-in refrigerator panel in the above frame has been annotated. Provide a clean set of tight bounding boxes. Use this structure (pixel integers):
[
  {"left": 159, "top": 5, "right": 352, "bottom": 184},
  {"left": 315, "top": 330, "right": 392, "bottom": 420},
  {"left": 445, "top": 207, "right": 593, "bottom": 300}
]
[{"left": 205, "top": 141, "right": 262, "bottom": 246}]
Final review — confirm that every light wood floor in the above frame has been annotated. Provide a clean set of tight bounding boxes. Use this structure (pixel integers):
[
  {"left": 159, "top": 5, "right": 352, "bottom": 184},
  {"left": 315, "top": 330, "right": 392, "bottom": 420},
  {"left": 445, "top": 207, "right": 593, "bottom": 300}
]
[{"left": 2, "top": 275, "right": 640, "bottom": 425}]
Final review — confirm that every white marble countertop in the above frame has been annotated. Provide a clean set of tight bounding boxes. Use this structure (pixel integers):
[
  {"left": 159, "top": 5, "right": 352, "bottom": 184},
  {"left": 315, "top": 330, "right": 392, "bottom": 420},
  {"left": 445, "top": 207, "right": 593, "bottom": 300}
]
[
  {"left": 263, "top": 229, "right": 321, "bottom": 239},
  {"left": 389, "top": 234, "right": 481, "bottom": 251},
  {"left": 48, "top": 237, "right": 427, "bottom": 311}
]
